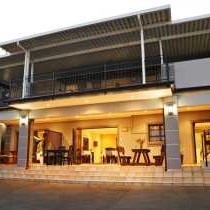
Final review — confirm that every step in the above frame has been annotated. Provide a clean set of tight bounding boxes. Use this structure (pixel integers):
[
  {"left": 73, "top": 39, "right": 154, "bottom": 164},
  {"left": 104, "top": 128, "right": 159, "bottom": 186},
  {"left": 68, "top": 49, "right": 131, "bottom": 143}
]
[{"left": 1, "top": 165, "right": 210, "bottom": 185}]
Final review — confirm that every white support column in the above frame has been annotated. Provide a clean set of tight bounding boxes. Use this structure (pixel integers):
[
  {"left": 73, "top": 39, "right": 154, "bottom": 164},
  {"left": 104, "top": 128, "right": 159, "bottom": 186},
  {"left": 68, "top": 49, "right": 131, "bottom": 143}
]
[
  {"left": 30, "top": 61, "right": 34, "bottom": 83},
  {"left": 159, "top": 39, "right": 163, "bottom": 65},
  {"left": 22, "top": 50, "right": 30, "bottom": 98},
  {"left": 138, "top": 15, "right": 146, "bottom": 84},
  {"left": 0, "top": 123, "right": 7, "bottom": 153},
  {"left": 17, "top": 111, "right": 33, "bottom": 168},
  {"left": 164, "top": 97, "right": 181, "bottom": 170},
  {"left": 159, "top": 39, "right": 164, "bottom": 80}
]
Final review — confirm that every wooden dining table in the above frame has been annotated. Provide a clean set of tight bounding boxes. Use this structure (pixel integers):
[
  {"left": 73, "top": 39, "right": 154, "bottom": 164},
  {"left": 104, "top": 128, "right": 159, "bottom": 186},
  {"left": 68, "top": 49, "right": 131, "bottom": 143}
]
[
  {"left": 132, "top": 149, "right": 151, "bottom": 165},
  {"left": 44, "top": 149, "right": 69, "bottom": 165}
]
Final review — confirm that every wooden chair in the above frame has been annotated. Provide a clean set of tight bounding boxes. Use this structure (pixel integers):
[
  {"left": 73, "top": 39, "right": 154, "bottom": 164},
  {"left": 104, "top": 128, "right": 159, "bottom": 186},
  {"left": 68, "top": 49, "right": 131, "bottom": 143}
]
[
  {"left": 58, "top": 146, "right": 66, "bottom": 150},
  {"left": 0, "top": 151, "right": 17, "bottom": 164},
  {"left": 153, "top": 145, "right": 165, "bottom": 166},
  {"left": 75, "top": 148, "right": 82, "bottom": 164},
  {"left": 81, "top": 150, "right": 92, "bottom": 163},
  {"left": 62, "top": 145, "right": 74, "bottom": 165},
  {"left": 116, "top": 146, "right": 132, "bottom": 165},
  {"left": 103, "top": 148, "right": 118, "bottom": 164}
]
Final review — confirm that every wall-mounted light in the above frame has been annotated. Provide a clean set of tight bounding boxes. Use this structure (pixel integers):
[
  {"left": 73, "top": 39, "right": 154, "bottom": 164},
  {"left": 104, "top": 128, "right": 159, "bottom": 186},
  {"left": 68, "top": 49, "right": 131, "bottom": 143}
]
[
  {"left": 20, "top": 115, "right": 28, "bottom": 126},
  {"left": 165, "top": 103, "right": 177, "bottom": 116},
  {"left": 0, "top": 123, "right": 7, "bottom": 134}
]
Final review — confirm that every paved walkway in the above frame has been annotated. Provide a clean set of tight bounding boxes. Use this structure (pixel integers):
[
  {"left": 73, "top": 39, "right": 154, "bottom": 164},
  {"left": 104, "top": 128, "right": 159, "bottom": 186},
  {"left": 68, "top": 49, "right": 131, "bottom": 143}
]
[{"left": 0, "top": 180, "right": 210, "bottom": 210}]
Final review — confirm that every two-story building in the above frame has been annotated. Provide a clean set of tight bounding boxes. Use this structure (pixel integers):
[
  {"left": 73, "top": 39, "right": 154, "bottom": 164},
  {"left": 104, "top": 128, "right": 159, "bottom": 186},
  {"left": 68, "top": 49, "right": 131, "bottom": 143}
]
[{"left": 1, "top": 5, "right": 210, "bottom": 177}]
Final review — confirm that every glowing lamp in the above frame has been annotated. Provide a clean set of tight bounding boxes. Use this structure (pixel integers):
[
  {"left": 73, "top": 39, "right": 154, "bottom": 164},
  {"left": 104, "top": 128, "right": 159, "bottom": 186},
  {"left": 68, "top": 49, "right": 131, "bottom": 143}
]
[
  {"left": 20, "top": 115, "right": 28, "bottom": 126},
  {"left": 165, "top": 103, "right": 177, "bottom": 116}
]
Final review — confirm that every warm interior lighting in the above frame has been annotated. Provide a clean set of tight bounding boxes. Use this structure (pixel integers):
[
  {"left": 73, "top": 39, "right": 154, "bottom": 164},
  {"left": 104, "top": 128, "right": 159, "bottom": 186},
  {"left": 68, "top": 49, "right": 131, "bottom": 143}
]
[{"left": 82, "top": 127, "right": 118, "bottom": 163}]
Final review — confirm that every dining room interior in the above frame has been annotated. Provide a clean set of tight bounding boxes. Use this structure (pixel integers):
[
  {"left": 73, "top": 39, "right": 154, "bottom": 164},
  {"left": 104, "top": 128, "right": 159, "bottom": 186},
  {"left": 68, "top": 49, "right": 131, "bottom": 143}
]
[
  {"left": 25, "top": 111, "right": 166, "bottom": 167},
  {"left": 0, "top": 108, "right": 171, "bottom": 167}
]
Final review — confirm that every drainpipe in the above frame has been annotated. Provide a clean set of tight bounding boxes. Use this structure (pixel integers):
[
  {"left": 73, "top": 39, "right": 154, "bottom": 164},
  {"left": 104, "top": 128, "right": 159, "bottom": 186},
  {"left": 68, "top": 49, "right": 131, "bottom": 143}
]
[
  {"left": 17, "top": 41, "right": 30, "bottom": 98},
  {"left": 17, "top": 41, "right": 27, "bottom": 53}
]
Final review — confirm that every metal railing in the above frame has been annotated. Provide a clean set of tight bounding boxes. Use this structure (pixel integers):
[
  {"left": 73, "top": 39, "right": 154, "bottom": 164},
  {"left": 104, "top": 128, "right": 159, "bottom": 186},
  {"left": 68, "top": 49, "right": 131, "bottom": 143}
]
[{"left": 8, "top": 59, "right": 174, "bottom": 100}]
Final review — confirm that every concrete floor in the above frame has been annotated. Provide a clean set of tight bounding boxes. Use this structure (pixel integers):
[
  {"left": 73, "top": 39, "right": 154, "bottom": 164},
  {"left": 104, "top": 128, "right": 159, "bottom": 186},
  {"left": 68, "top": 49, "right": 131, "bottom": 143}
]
[{"left": 0, "top": 180, "right": 210, "bottom": 210}]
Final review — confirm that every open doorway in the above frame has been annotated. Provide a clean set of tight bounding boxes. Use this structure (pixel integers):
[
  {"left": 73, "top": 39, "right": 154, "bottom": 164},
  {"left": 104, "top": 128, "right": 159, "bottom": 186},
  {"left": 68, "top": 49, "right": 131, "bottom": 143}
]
[
  {"left": 81, "top": 127, "right": 118, "bottom": 164},
  {"left": 194, "top": 122, "right": 210, "bottom": 167}
]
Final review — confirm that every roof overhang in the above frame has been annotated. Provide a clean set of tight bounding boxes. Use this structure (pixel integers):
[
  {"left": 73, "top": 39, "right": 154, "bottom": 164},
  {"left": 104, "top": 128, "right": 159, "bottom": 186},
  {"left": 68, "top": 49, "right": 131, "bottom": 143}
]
[
  {"left": 9, "top": 87, "right": 172, "bottom": 110},
  {"left": 1, "top": 5, "right": 210, "bottom": 72},
  {"left": 0, "top": 5, "right": 171, "bottom": 53}
]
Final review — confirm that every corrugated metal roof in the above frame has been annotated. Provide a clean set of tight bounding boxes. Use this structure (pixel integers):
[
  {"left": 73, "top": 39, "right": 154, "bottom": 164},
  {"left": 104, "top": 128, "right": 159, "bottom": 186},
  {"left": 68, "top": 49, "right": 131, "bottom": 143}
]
[
  {"left": 0, "top": 5, "right": 170, "bottom": 53},
  {"left": 1, "top": 5, "right": 210, "bottom": 71}
]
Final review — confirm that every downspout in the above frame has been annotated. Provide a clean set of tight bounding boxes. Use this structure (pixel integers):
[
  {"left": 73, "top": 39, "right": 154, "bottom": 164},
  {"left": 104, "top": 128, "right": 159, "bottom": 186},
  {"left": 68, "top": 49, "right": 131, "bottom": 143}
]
[
  {"left": 17, "top": 41, "right": 27, "bottom": 53},
  {"left": 16, "top": 41, "right": 30, "bottom": 98}
]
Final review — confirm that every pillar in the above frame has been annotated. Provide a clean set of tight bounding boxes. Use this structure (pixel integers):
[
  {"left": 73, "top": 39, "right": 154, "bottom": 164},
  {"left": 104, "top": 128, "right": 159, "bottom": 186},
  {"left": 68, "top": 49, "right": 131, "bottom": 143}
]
[
  {"left": 0, "top": 123, "right": 7, "bottom": 153},
  {"left": 159, "top": 39, "right": 163, "bottom": 66},
  {"left": 164, "top": 100, "right": 181, "bottom": 170},
  {"left": 138, "top": 15, "right": 146, "bottom": 84},
  {"left": 17, "top": 111, "right": 33, "bottom": 168},
  {"left": 22, "top": 50, "right": 30, "bottom": 98}
]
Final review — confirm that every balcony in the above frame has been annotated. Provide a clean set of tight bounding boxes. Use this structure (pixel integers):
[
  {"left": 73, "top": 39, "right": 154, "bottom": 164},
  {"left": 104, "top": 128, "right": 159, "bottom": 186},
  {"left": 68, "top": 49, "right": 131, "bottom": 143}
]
[{"left": 8, "top": 58, "right": 174, "bottom": 102}]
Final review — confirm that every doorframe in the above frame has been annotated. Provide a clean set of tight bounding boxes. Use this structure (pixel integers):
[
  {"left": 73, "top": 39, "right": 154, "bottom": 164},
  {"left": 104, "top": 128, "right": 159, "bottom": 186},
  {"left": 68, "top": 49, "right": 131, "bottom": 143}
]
[
  {"left": 78, "top": 126, "right": 119, "bottom": 164},
  {"left": 192, "top": 122, "right": 197, "bottom": 164},
  {"left": 192, "top": 119, "right": 210, "bottom": 165}
]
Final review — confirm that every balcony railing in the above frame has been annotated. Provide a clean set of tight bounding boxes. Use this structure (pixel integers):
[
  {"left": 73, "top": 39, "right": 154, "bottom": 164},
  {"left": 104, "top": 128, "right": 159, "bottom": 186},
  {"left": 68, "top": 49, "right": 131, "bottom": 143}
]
[
  {"left": 8, "top": 59, "right": 174, "bottom": 100},
  {"left": 0, "top": 81, "right": 10, "bottom": 107}
]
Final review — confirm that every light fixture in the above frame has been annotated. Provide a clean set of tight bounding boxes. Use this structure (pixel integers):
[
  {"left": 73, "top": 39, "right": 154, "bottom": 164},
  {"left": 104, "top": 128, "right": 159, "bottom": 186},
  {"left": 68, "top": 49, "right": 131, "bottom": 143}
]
[
  {"left": 165, "top": 103, "right": 177, "bottom": 116},
  {"left": 20, "top": 115, "right": 28, "bottom": 126},
  {"left": 0, "top": 123, "right": 7, "bottom": 134}
]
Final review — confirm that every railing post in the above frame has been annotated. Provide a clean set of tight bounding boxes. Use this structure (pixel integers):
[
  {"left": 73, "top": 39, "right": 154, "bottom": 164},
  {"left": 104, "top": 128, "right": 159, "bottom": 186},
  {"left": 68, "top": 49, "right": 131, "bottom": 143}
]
[
  {"left": 9, "top": 80, "right": 12, "bottom": 99},
  {"left": 159, "top": 40, "right": 164, "bottom": 81},
  {"left": 52, "top": 72, "right": 55, "bottom": 95},
  {"left": 166, "top": 63, "right": 170, "bottom": 82},
  {"left": 104, "top": 64, "right": 107, "bottom": 90}
]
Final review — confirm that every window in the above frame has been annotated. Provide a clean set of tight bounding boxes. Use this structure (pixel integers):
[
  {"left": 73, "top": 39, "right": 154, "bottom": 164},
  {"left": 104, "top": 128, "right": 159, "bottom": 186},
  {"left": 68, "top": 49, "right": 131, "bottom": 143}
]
[{"left": 148, "top": 124, "right": 164, "bottom": 142}]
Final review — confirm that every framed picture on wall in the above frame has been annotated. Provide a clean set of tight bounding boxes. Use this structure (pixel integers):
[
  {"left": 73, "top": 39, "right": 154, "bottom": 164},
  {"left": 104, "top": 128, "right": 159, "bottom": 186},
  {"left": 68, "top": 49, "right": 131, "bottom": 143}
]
[
  {"left": 83, "top": 137, "right": 89, "bottom": 151},
  {"left": 93, "top": 141, "right": 98, "bottom": 147}
]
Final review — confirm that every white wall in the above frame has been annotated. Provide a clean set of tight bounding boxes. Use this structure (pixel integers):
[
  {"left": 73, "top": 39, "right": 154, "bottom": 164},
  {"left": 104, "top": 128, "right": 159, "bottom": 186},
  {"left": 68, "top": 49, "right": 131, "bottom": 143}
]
[{"left": 174, "top": 58, "right": 210, "bottom": 89}]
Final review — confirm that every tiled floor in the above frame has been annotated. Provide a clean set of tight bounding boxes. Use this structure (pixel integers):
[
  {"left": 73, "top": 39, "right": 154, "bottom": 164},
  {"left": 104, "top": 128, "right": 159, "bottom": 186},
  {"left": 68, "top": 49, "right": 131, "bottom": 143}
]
[{"left": 0, "top": 180, "right": 210, "bottom": 210}]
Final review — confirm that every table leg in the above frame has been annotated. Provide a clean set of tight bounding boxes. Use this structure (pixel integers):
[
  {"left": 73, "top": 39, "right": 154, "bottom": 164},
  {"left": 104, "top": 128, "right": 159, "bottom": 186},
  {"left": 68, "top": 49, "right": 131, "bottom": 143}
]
[
  {"left": 142, "top": 152, "right": 151, "bottom": 165},
  {"left": 142, "top": 152, "right": 147, "bottom": 165},
  {"left": 136, "top": 151, "right": 141, "bottom": 164},
  {"left": 54, "top": 152, "right": 57, "bottom": 165},
  {"left": 146, "top": 152, "right": 150, "bottom": 165},
  {"left": 46, "top": 151, "right": 49, "bottom": 165},
  {"left": 133, "top": 152, "right": 137, "bottom": 163}
]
